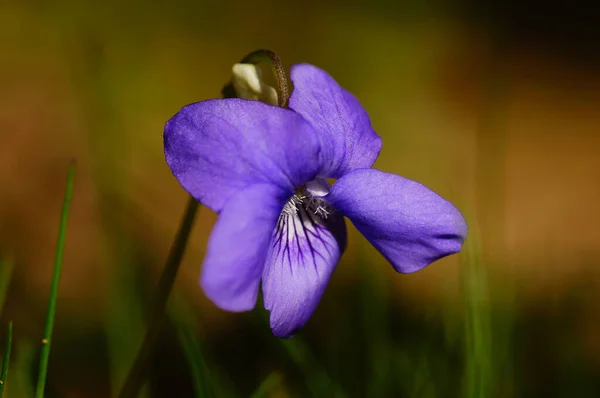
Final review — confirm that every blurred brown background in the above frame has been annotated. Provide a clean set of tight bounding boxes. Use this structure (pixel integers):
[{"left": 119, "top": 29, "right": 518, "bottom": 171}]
[{"left": 1, "top": 0, "right": 599, "bottom": 396}]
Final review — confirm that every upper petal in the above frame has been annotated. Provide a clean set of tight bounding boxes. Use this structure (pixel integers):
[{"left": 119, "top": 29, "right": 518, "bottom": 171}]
[
  {"left": 201, "top": 183, "right": 289, "bottom": 311},
  {"left": 164, "top": 98, "right": 322, "bottom": 212},
  {"left": 289, "top": 64, "right": 382, "bottom": 178},
  {"left": 326, "top": 169, "right": 467, "bottom": 273},
  {"left": 262, "top": 201, "right": 347, "bottom": 338}
]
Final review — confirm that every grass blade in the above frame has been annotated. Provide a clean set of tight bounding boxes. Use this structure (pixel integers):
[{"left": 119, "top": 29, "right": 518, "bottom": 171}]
[
  {"left": 34, "top": 161, "right": 76, "bottom": 398},
  {"left": 255, "top": 309, "right": 343, "bottom": 397},
  {"left": 176, "top": 326, "right": 213, "bottom": 398},
  {"left": 280, "top": 337, "right": 344, "bottom": 397},
  {"left": 250, "top": 371, "right": 282, "bottom": 398},
  {"left": 0, "top": 322, "right": 13, "bottom": 397},
  {"left": 169, "top": 294, "right": 237, "bottom": 398},
  {"left": 118, "top": 196, "right": 199, "bottom": 398},
  {"left": 462, "top": 224, "right": 493, "bottom": 398},
  {"left": 107, "top": 255, "right": 150, "bottom": 398},
  {"left": 9, "top": 339, "right": 35, "bottom": 398}
]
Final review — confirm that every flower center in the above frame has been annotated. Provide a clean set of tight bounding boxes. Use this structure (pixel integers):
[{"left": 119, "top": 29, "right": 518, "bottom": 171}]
[{"left": 282, "top": 177, "right": 333, "bottom": 219}]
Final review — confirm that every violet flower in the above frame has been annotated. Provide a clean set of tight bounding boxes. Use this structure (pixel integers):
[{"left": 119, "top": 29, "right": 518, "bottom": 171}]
[{"left": 164, "top": 63, "right": 467, "bottom": 337}]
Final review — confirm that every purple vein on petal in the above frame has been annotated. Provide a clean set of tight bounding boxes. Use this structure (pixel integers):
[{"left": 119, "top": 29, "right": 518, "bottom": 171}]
[{"left": 262, "top": 199, "right": 346, "bottom": 338}]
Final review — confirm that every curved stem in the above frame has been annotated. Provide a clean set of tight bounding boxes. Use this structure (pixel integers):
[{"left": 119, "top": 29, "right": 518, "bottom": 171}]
[
  {"left": 117, "top": 196, "right": 199, "bottom": 398},
  {"left": 239, "top": 49, "right": 289, "bottom": 108},
  {"left": 221, "top": 49, "right": 290, "bottom": 108}
]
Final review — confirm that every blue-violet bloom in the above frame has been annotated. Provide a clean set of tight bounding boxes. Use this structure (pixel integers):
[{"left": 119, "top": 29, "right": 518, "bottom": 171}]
[{"left": 164, "top": 63, "right": 467, "bottom": 337}]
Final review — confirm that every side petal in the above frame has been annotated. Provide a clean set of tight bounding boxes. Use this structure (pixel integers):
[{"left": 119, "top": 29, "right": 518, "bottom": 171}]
[
  {"left": 201, "top": 183, "right": 289, "bottom": 311},
  {"left": 262, "top": 204, "right": 347, "bottom": 338},
  {"left": 289, "top": 64, "right": 382, "bottom": 178},
  {"left": 326, "top": 169, "right": 467, "bottom": 273},
  {"left": 164, "top": 98, "right": 322, "bottom": 212}
]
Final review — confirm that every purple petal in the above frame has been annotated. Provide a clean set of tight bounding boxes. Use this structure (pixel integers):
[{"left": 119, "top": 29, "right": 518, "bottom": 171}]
[
  {"left": 201, "top": 183, "right": 289, "bottom": 311},
  {"left": 289, "top": 64, "right": 382, "bottom": 178},
  {"left": 262, "top": 202, "right": 347, "bottom": 338},
  {"left": 164, "top": 98, "right": 322, "bottom": 212},
  {"left": 326, "top": 169, "right": 467, "bottom": 273}
]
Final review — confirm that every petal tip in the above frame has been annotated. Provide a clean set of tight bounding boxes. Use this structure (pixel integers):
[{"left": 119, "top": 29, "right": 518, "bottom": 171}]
[
  {"left": 200, "top": 275, "right": 258, "bottom": 313},
  {"left": 268, "top": 313, "right": 303, "bottom": 339}
]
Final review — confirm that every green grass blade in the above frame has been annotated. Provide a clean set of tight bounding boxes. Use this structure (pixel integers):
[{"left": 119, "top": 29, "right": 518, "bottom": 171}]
[
  {"left": 462, "top": 223, "right": 493, "bottom": 398},
  {"left": 0, "top": 321, "right": 13, "bottom": 397},
  {"left": 34, "top": 162, "right": 76, "bottom": 398},
  {"left": 255, "top": 309, "right": 343, "bottom": 397},
  {"left": 176, "top": 326, "right": 213, "bottom": 398},
  {"left": 280, "top": 337, "right": 344, "bottom": 397},
  {"left": 106, "top": 255, "right": 150, "bottom": 398},
  {"left": 250, "top": 371, "right": 282, "bottom": 398},
  {"left": 10, "top": 339, "right": 35, "bottom": 398},
  {"left": 118, "top": 196, "right": 199, "bottom": 398},
  {"left": 0, "top": 259, "right": 14, "bottom": 398},
  {"left": 359, "top": 248, "right": 392, "bottom": 397},
  {"left": 169, "top": 295, "right": 236, "bottom": 398}
]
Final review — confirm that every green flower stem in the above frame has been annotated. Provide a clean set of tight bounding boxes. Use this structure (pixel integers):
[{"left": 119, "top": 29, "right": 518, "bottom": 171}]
[
  {"left": 118, "top": 196, "right": 199, "bottom": 398},
  {"left": 35, "top": 162, "right": 76, "bottom": 398}
]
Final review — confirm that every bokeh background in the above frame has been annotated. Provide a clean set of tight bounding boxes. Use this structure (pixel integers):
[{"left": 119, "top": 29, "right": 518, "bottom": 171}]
[{"left": 1, "top": 1, "right": 599, "bottom": 397}]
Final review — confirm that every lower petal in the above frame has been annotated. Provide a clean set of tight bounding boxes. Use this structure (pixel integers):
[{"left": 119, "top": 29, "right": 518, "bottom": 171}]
[
  {"left": 201, "top": 183, "right": 289, "bottom": 311},
  {"left": 262, "top": 204, "right": 346, "bottom": 338},
  {"left": 326, "top": 169, "right": 467, "bottom": 273}
]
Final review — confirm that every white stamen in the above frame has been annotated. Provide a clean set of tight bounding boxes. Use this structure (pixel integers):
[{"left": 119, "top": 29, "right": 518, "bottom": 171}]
[
  {"left": 282, "top": 194, "right": 303, "bottom": 216},
  {"left": 281, "top": 185, "right": 333, "bottom": 220}
]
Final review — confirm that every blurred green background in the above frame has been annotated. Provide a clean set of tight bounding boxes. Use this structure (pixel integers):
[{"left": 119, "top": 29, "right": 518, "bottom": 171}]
[{"left": 1, "top": 0, "right": 599, "bottom": 397}]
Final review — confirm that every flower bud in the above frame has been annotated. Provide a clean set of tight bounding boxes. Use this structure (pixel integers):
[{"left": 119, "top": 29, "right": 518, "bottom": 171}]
[{"left": 231, "top": 63, "right": 278, "bottom": 106}]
